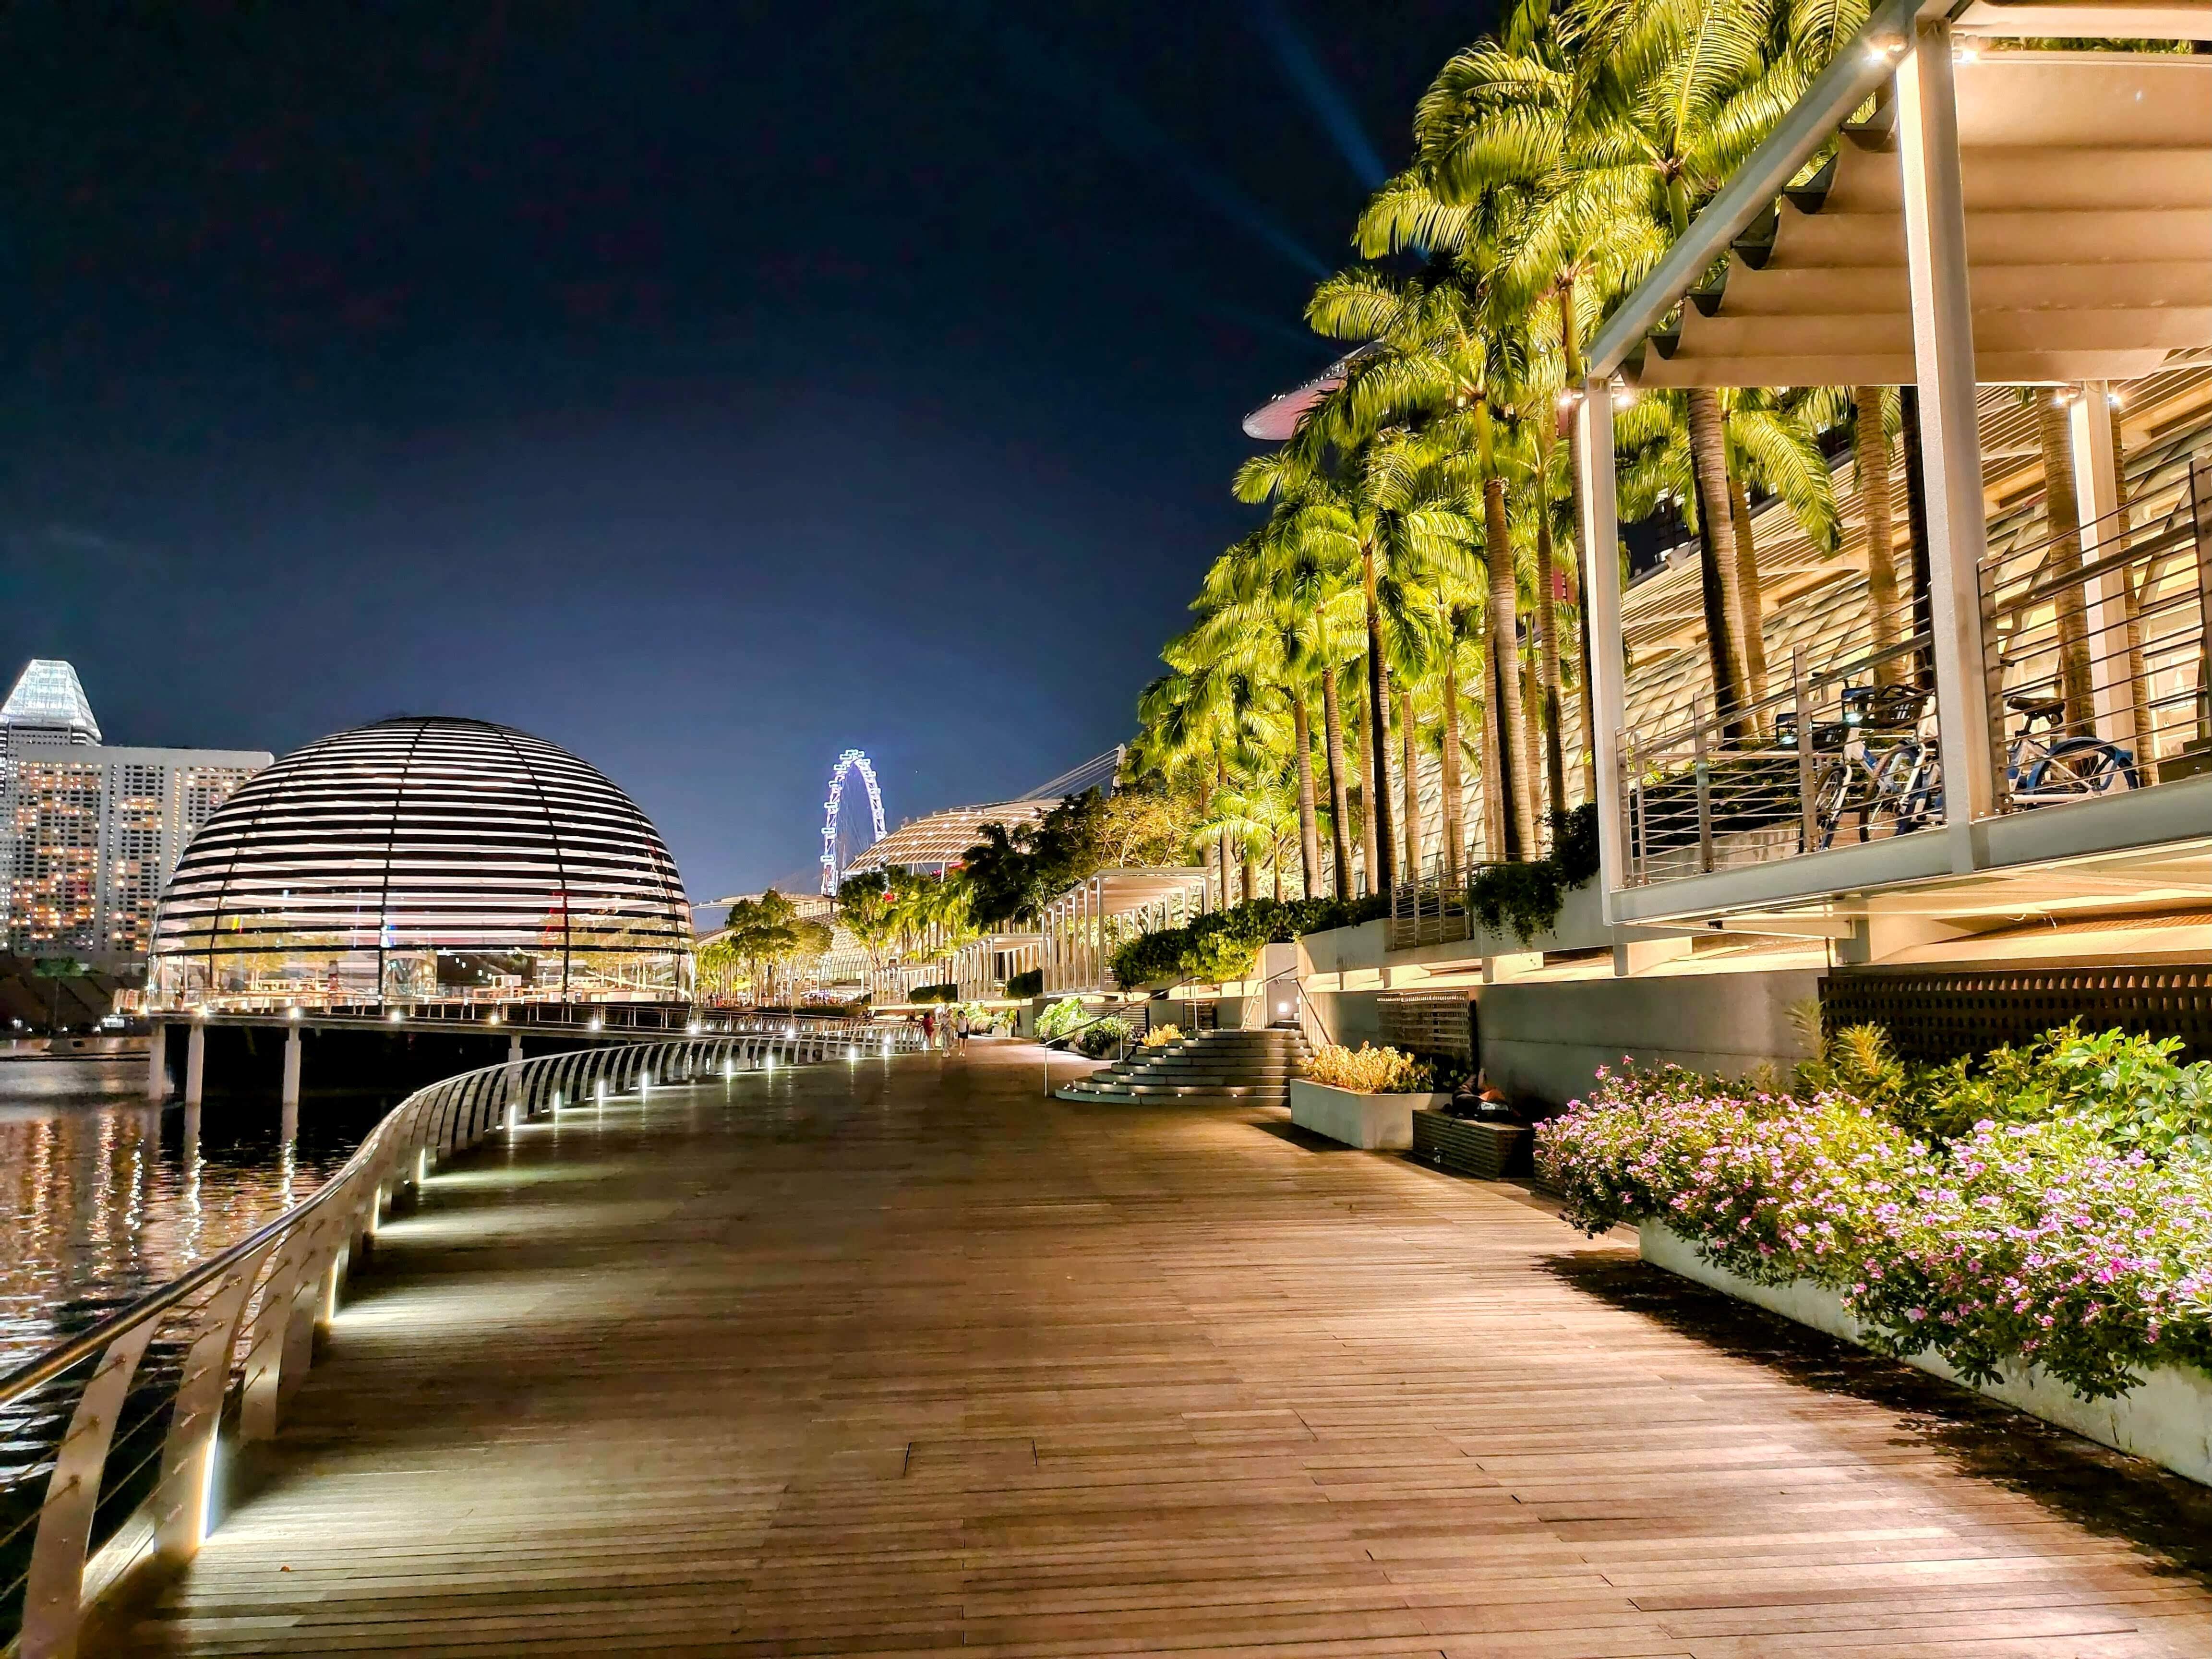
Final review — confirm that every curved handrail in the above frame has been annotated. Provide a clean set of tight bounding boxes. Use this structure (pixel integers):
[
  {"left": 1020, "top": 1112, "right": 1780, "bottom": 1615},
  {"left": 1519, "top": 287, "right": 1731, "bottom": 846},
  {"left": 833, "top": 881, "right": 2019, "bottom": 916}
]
[{"left": 0, "top": 1021, "right": 920, "bottom": 1656}]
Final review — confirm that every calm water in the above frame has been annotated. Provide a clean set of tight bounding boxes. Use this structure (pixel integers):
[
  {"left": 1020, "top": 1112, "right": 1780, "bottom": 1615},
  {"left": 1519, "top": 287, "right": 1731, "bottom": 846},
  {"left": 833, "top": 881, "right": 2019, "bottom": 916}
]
[{"left": 0, "top": 1054, "right": 384, "bottom": 1378}]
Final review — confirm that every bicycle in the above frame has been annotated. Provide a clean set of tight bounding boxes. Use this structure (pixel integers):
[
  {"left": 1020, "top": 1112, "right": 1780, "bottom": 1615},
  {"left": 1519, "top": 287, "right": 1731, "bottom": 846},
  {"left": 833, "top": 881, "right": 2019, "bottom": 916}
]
[
  {"left": 1783, "top": 683, "right": 1931, "bottom": 849},
  {"left": 1799, "top": 686, "right": 2136, "bottom": 845}
]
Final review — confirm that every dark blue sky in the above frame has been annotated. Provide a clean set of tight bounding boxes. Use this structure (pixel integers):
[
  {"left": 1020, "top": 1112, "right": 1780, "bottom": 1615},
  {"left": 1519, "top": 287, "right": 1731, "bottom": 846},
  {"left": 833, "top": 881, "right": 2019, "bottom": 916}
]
[{"left": 1, "top": 0, "right": 1482, "bottom": 900}]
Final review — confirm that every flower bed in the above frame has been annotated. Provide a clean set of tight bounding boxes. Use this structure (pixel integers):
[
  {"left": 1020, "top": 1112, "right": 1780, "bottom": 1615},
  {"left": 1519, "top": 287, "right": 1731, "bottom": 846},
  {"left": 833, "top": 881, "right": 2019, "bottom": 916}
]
[{"left": 1536, "top": 1026, "right": 2212, "bottom": 1405}]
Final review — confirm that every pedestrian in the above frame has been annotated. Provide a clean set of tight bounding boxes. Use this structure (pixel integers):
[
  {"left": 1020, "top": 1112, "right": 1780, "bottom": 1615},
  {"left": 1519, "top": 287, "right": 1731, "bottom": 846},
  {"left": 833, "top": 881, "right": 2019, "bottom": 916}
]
[{"left": 922, "top": 1007, "right": 936, "bottom": 1048}]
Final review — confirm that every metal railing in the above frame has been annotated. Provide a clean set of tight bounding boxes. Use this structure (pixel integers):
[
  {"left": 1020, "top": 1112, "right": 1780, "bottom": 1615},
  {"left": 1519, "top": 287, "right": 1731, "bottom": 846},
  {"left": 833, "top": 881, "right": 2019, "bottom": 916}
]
[
  {"left": 1980, "top": 456, "right": 2212, "bottom": 805},
  {"left": 1389, "top": 866, "right": 1472, "bottom": 950},
  {"left": 1272, "top": 969, "right": 1334, "bottom": 1056},
  {"left": 1615, "top": 454, "right": 2212, "bottom": 890},
  {"left": 0, "top": 1023, "right": 918, "bottom": 1657},
  {"left": 1619, "top": 632, "right": 1940, "bottom": 886}
]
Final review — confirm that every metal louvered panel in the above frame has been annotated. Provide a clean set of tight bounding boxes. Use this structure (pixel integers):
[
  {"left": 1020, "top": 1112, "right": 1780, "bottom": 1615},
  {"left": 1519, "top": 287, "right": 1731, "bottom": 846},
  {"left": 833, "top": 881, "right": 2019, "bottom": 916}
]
[
  {"left": 1819, "top": 965, "right": 2212, "bottom": 1063},
  {"left": 149, "top": 717, "right": 691, "bottom": 1009},
  {"left": 1377, "top": 991, "right": 1475, "bottom": 1063}
]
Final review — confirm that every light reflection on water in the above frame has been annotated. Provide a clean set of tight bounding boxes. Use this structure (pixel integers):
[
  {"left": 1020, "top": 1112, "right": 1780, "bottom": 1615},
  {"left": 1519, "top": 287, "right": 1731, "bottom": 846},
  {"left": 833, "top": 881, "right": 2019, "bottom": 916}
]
[{"left": 0, "top": 1056, "right": 382, "bottom": 1378}]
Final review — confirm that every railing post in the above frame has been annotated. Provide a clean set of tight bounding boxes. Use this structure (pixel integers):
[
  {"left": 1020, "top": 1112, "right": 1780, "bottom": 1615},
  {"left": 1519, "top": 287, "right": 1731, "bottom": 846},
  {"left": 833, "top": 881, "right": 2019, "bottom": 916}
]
[
  {"left": 1793, "top": 650, "right": 1817, "bottom": 853},
  {"left": 1693, "top": 700, "right": 1715, "bottom": 874},
  {"left": 149, "top": 1244, "right": 275, "bottom": 1564},
  {"left": 2192, "top": 458, "right": 2212, "bottom": 745},
  {"left": 18, "top": 1323, "right": 159, "bottom": 1659}
]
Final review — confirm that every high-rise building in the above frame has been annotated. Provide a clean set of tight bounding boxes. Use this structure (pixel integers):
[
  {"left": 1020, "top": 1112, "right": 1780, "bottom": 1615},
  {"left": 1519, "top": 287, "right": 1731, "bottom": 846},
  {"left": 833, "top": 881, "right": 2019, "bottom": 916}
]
[{"left": 1, "top": 660, "right": 272, "bottom": 964}]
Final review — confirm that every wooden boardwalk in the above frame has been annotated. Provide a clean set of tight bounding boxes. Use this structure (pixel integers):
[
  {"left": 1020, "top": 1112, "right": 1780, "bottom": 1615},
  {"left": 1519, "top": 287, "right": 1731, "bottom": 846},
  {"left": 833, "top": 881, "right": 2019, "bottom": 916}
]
[{"left": 117, "top": 1040, "right": 2212, "bottom": 1657}]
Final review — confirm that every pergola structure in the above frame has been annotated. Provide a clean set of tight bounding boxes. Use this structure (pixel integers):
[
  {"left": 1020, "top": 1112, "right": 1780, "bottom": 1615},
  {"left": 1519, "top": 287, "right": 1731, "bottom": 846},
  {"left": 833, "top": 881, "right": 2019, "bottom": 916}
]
[
  {"left": 1037, "top": 867, "right": 1214, "bottom": 996},
  {"left": 1574, "top": 0, "right": 2212, "bottom": 933}
]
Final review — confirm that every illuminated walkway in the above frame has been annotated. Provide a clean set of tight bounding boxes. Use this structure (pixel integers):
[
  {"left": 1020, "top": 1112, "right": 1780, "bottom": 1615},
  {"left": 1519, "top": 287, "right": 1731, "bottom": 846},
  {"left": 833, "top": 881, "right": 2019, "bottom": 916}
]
[{"left": 120, "top": 1042, "right": 2212, "bottom": 1656}]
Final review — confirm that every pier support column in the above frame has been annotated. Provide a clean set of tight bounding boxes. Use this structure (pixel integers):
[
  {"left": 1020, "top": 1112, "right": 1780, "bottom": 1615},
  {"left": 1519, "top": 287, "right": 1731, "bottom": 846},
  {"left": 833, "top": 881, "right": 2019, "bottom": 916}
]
[
  {"left": 281, "top": 1023, "right": 302, "bottom": 1141},
  {"left": 146, "top": 1021, "right": 169, "bottom": 1100},
  {"left": 184, "top": 1021, "right": 207, "bottom": 1106}
]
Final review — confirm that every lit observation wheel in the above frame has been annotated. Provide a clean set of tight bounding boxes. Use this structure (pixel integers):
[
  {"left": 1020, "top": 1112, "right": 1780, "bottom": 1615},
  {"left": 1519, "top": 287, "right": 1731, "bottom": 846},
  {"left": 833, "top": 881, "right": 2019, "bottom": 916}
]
[{"left": 819, "top": 748, "right": 886, "bottom": 894}]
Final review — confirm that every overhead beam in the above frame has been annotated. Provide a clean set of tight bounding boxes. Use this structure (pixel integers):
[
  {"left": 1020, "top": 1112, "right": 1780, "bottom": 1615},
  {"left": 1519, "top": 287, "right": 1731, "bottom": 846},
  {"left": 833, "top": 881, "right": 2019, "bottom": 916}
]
[{"left": 1583, "top": 0, "right": 1925, "bottom": 378}]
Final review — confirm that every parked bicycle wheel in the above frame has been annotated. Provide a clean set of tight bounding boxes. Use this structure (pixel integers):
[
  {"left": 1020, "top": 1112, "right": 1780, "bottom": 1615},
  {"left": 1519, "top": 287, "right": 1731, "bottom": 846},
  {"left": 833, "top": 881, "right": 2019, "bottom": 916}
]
[
  {"left": 1812, "top": 760, "right": 1859, "bottom": 849},
  {"left": 2022, "top": 738, "right": 2136, "bottom": 799},
  {"left": 1865, "top": 742, "right": 1936, "bottom": 838}
]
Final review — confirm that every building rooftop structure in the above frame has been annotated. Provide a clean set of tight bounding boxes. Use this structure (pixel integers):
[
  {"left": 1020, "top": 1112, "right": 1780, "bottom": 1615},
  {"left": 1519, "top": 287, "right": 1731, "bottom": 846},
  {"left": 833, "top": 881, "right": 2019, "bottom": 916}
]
[
  {"left": 147, "top": 715, "right": 691, "bottom": 1011},
  {"left": 1, "top": 660, "right": 101, "bottom": 745}
]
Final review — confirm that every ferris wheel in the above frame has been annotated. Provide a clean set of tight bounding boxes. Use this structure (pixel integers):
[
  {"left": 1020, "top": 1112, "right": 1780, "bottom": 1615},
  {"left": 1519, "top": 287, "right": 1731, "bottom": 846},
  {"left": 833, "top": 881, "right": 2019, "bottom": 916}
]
[{"left": 819, "top": 748, "right": 887, "bottom": 893}]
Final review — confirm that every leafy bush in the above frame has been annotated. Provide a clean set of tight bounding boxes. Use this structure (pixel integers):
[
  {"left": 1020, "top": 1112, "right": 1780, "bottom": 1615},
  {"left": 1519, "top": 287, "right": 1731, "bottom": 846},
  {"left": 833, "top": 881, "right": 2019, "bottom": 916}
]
[
  {"left": 1108, "top": 893, "right": 1389, "bottom": 988},
  {"left": 1465, "top": 804, "right": 1603, "bottom": 944},
  {"left": 1536, "top": 1024, "right": 2212, "bottom": 1400},
  {"left": 909, "top": 982, "right": 958, "bottom": 1003},
  {"left": 1076, "top": 1017, "right": 1131, "bottom": 1058},
  {"left": 1550, "top": 803, "right": 1600, "bottom": 885},
  {"left": 1303, "top": 1043, "right": 1433, "bottom": 1094},
  {"left": 1142, "top": 1023, "right": 1182, "bottom": 1048},
  {"left": 1035, "top": 997, "right": 1089, "bottom": 1041},
  {"left": 1468, "top": 859, "right": 1566, "bottom": 943},
  {"left": 1003, "top": 967, "right": 1044, "bottom": 999}
]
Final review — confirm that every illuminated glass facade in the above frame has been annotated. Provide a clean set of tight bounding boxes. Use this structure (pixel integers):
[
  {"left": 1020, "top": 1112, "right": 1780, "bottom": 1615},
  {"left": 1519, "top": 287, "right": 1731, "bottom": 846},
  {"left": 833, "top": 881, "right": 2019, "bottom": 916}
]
[{"left": 148, "top": 716, "right": 692, "bottom": 1010}]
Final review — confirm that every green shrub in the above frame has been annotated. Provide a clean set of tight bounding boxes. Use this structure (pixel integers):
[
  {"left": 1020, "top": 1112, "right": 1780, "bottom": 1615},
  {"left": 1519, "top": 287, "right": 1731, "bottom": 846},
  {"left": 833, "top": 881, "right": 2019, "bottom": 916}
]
[
  {"left": 909, "top": 982, "right": 958, "bottom": 1003},
  {"left": 1108, "top": 893, "right": 1389, "bottom": 988},
  {"left": 1003, "top": 967, "right": 1043, "bottom": 998},
  {"left": 1075, "top": 1017, "right": 1131, "bottom": 1058},
  {"left": 1035, "top": 997, "right": 1089, "bottom": 1041}
]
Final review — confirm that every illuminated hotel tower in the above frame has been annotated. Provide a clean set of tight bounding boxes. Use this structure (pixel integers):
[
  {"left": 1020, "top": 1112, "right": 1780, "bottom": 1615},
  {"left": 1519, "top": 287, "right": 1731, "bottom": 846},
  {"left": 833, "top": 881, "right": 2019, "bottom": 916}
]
[{"left": 0, "top": 660, "right": 272, "bottom": 963}]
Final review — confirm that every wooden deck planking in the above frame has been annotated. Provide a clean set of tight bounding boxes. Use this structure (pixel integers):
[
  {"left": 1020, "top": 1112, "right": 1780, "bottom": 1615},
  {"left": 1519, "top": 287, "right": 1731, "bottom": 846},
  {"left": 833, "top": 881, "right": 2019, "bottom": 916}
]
[{"left": 113, "top": 1040, "right": 2212, "bottom": 1658}]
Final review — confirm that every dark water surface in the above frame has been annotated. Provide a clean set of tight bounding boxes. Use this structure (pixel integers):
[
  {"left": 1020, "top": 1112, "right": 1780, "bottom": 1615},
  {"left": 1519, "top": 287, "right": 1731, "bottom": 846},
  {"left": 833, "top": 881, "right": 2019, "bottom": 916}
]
[{"left": 0, "top": 1055, "right": 385, "bottom": 1378}]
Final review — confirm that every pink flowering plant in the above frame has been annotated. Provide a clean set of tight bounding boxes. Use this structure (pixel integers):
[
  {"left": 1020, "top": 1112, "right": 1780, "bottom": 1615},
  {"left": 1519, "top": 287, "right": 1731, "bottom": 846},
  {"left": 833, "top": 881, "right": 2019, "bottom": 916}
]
[{"left": 1537, "top": 1026, "right": 2212, "bottom": 1400}]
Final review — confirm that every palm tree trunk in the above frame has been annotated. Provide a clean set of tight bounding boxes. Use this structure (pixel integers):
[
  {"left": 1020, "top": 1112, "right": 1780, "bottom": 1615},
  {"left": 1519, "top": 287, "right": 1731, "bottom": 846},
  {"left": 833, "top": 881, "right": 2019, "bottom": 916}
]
[
  {"left": 1522, "top": 662, "right": 1548, "bottom": 849},
  {"left": 1291, "top": 690, "right": 1321, "bottom": 902},
  {"left": 2110, "top": 404, "right": 2154, "bottom": 761},
  {"left": 1352, "top": 677, "right": 1381, "bottom": 897},
  {"left": 1212, "top": 757, "right": 1228, "bottom": 910},
  {"left": 1362, "top": 546, "right": 1397, "bottom": 893},
  {"left": 2034, "top": 395, "right": 2096, "bottom": 737},
  {"left": 1398, "top": 687, "right": 1423, "bottom": 882},
  {"left": 1532, "top": 436, "right": 1568, "bottom": 827},
  {"left": 1440, "top": 640, "right": 1465, "bottom": 887},
  {"left": 1241, "top": 846, "right": 1256, "bottom": 908},
  {"left": 1562, "top": 280, "right": 1599, "bottom": 807},
  {"left": 1899, "top": 386, "right": 1936, "bottom": 685},
  {"left": 1727, "top": 475, "right": 1768, "bottom": 715},
  {"left": 1853, "top": 386, "right": 1904, "bottom": 686},
  {"left": 1686, "top": 389, "right": 1749, "bottom": 729},
  {"left": 1479, "top": 635, "right": 1506, "bottom": 863},
  {"left": 1321, "top": 662, "right": 1354, "bottom": 900},
  {"left": 1481, "top": 473, "right": 1533, "bottom": 858}
]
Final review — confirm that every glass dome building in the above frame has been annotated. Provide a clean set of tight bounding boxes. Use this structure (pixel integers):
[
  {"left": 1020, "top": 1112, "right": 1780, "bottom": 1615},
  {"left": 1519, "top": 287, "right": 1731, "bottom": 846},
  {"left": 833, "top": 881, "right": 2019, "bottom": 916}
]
[{"left": 148, "top": 716, "right": 692, "bottom": 1011}]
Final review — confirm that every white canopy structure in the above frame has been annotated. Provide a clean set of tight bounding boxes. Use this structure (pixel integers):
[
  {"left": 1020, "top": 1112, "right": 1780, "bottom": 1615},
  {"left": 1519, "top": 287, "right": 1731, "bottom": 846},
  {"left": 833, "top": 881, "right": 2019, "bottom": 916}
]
[
  {"left": 1572, "top": 0, "right": 2212, "bottom": 930},
  {"left": 1633, "top": 53, "right": 2212, "bottom": 390}
]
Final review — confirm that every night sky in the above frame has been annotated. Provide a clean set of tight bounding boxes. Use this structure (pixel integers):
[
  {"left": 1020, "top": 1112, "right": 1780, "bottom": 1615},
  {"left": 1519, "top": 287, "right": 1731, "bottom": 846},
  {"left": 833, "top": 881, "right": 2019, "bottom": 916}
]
[{"left": 2, "top": 0, "right": 1486, "bottom": 902}]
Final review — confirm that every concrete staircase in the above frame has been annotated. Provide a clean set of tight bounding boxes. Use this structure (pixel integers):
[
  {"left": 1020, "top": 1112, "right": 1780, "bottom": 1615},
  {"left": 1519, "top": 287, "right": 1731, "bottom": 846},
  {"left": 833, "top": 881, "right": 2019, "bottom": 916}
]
[{"left": 1052, "top": 1025, "right": 1308, "bottom": 1108}]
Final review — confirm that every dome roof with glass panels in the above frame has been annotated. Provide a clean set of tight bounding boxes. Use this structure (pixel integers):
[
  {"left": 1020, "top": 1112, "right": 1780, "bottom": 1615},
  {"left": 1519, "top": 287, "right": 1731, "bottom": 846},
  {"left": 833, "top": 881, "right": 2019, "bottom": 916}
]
[{"left": 148, "top": 716, "right": 691, "bottom": 1010}]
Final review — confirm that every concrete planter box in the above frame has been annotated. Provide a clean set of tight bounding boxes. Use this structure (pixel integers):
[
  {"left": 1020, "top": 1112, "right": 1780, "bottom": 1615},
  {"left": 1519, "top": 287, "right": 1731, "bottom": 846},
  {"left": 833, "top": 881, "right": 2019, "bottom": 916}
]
[
  {"left": 1288, "top": 1079, "right": 1450, "bottom": 1150},
  {"left": 1640, "top": 1222, "right": 2212, "bottom": 1489},
  {"left": 1410, "top": 1109, "right": 1530, "bottom": 1179}
]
